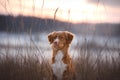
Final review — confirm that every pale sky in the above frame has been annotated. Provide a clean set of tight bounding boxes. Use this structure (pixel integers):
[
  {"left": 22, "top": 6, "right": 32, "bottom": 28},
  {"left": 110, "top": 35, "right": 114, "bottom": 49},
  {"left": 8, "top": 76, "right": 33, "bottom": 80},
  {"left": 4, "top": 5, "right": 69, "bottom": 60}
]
[{"left": 0, "top": 0, "right": 120, "bottom": 23}]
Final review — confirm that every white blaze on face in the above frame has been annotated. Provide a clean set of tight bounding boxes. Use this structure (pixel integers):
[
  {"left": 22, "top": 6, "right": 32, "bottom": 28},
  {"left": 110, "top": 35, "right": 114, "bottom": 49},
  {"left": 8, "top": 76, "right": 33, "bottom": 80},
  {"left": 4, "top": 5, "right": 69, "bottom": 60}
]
[
  {"left": 51, "top": 51, "right": 67, "bottom": 79},
  {"left": 54, "top": 36, "right": 59, "bottom": 44}
]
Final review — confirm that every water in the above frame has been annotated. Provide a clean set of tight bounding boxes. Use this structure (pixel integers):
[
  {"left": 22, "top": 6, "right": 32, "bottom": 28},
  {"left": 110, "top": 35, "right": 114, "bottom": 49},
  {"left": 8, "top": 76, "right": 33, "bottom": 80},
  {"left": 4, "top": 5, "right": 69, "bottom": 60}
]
[{"left": 0, "top": 32, "right": 119, "bottom": 60}]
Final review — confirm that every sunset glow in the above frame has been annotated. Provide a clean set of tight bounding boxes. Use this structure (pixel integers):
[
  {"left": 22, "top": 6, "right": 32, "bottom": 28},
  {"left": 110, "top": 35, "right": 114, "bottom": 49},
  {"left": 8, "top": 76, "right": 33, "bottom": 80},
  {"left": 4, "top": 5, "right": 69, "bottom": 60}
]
[{"left": 0, "top": 0, "right": 120, "bottom": 23}]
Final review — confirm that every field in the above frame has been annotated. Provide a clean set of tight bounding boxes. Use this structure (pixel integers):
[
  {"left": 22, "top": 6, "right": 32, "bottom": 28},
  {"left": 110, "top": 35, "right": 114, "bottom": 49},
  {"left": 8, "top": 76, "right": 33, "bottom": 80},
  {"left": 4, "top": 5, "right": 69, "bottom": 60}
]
[
  {"left": 0, "top": 32, "right": 120, "bottom": 80},
  {"left": 0, "top": 0, "right": 120, "bottom": 79}
]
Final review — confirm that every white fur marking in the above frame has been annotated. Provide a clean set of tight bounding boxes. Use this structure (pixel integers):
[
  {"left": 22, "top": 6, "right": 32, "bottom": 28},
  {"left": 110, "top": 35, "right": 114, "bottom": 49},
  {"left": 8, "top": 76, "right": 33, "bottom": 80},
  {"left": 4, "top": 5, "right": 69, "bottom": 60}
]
[
  {"left": 54, "top": 36, "right": 59, "bottom": 43},
  {"left": 51, "top": 51, "right": 67, "bottom": 79}
]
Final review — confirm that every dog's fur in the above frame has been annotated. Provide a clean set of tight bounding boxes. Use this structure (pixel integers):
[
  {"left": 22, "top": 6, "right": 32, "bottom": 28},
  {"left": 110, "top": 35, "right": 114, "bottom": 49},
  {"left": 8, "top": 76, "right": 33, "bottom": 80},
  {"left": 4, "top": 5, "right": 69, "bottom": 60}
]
[{"left": 48, "top": 31, "right": 75, "bottom": 80}]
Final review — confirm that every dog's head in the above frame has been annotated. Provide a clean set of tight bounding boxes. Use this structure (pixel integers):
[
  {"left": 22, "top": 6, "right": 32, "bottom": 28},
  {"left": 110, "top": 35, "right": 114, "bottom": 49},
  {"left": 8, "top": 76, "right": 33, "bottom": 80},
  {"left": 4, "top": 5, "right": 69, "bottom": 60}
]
[{"left": 48, "top": 31, "right": 74, "bottom": 50}]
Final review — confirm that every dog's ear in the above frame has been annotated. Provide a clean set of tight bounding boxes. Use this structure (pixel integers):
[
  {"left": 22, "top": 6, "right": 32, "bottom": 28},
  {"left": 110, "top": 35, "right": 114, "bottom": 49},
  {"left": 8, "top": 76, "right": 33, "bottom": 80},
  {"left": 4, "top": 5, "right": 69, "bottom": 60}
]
[
  {"left": 48, "top": 31, "right": 56, "bottom": 44},
  {"left": 65, "top": 31, "right": 74, "bottom": 44}
]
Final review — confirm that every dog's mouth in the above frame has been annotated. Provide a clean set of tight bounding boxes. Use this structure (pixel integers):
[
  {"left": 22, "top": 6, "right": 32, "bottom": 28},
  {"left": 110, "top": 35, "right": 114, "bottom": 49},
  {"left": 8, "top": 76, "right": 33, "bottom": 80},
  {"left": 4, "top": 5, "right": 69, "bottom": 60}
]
[
  {"left": 53, "top": 44, "right": 58, "bottom": 48},
  {"left": 52, "top": 43, "right": 64, "bottom": 50}
]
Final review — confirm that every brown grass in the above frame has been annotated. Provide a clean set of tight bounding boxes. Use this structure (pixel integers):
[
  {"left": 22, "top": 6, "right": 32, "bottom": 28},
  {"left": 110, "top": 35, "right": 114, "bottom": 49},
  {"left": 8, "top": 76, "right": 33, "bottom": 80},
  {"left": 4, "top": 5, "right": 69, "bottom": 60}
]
[
  {"left": 0, "top": 44, "right": 120, "bottom": 80},
  {"left": 0, "top": 49, "right": 52, "bottom": 80},
  {"left": 73, "top": 49, "right": 120, "bottom": 80}
]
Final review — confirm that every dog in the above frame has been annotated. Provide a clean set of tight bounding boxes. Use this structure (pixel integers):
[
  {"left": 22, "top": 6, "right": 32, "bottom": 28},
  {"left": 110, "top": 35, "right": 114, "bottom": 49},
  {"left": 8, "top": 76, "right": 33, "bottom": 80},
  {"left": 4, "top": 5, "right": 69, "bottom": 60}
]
[{"left": 48, "top": 31, "right": 75, "bottom": 80}]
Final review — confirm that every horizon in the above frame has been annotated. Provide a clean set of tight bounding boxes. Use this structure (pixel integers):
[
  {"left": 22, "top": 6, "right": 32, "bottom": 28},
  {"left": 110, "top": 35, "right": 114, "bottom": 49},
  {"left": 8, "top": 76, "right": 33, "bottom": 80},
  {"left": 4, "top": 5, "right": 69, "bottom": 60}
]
[{"left": 0, "top": 15, "right": 120, "bottom": 38}]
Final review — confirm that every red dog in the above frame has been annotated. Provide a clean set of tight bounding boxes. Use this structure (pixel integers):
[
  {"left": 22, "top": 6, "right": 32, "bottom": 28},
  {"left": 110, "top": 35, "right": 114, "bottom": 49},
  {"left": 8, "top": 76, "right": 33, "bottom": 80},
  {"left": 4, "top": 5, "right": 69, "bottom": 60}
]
[{"left": 48, "top": 31, "right": 75, "bottom": 80}]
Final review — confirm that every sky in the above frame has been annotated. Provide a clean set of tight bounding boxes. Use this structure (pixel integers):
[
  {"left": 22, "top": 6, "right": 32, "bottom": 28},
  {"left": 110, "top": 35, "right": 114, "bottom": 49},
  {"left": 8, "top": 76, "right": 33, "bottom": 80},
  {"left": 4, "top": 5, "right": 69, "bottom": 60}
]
[{"left": 0, "top": 0, "right": 120, "bottom": 23}]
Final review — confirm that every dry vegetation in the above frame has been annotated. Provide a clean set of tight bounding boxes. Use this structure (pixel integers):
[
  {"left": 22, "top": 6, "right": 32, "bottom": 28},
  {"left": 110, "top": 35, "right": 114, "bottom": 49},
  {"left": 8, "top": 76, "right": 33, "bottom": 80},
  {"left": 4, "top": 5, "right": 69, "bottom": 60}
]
[
  {"left": 73, "top": 50, "right": 120, "bottom": 80},
  {"left": 0, "top": 49, "right": 52, "bottom": 80},
  {"left": 0, "top": 43, "right": 120, "bottom": 80},
  {"left": 0, "top": 0, "right": 120, "bottom": 80}
]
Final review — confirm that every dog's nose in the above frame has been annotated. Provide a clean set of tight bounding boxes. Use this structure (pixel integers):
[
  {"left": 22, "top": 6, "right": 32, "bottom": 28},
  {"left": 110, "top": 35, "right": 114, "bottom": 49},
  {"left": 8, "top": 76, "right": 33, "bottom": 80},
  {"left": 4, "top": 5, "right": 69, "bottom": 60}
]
[{"left": 54, "top": 41, "right": 58, "bottom": 45}]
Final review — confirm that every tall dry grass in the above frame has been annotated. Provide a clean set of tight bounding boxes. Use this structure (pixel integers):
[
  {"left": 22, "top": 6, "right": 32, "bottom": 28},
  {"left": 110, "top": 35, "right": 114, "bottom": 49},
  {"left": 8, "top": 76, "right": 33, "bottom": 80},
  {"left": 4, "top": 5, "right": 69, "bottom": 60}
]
[
  {"left": 73, "top": 46, "right": 120, "bottom": 80},
  {"left": 0, "top": 46, "right": 53, "bottom": 80},
  {"left": 0, "top": 43, "right": 120, "bottom": 80}
]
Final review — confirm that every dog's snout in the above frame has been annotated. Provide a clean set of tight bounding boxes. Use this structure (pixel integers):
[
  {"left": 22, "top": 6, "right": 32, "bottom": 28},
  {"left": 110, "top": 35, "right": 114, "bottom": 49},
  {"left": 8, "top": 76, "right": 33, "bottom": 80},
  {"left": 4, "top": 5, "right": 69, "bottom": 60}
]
[
  {"left": 54, "top": 41, "right": 58, "bottom": 45},
  {"left": 53, "top": 37, "right": 59, "bottom": 45}
]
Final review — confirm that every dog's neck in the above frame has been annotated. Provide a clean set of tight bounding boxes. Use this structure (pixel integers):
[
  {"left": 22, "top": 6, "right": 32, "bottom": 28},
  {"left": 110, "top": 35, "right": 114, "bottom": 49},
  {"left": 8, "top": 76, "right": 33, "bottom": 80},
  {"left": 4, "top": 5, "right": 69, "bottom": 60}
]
[
  {"left": 53, "top": 44, "right": 69, "bottom": 57},
  {"left": 54, "top": 51, "right": 64, "bottom": 61},
  {"left": 52, "top": 45, "right": 71, "bottom": 64}
]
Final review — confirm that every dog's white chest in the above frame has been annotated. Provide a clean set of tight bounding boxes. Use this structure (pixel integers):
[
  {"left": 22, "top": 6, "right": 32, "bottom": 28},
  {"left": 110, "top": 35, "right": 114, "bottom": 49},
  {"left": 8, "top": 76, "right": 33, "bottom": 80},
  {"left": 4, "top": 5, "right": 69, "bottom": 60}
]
[{"left": 51, "top": 51, "right": 67, "bottom": 79}]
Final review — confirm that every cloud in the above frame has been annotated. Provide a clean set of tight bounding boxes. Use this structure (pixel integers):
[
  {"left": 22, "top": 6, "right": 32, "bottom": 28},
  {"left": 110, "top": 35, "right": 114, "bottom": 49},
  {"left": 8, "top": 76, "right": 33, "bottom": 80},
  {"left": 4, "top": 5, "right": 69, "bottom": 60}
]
[
  {"left": 88, "top": 0, "right": 120, "bottom": 7},
  {"left": 0, "top": 0, "right": 120, "bottom": 23}
]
